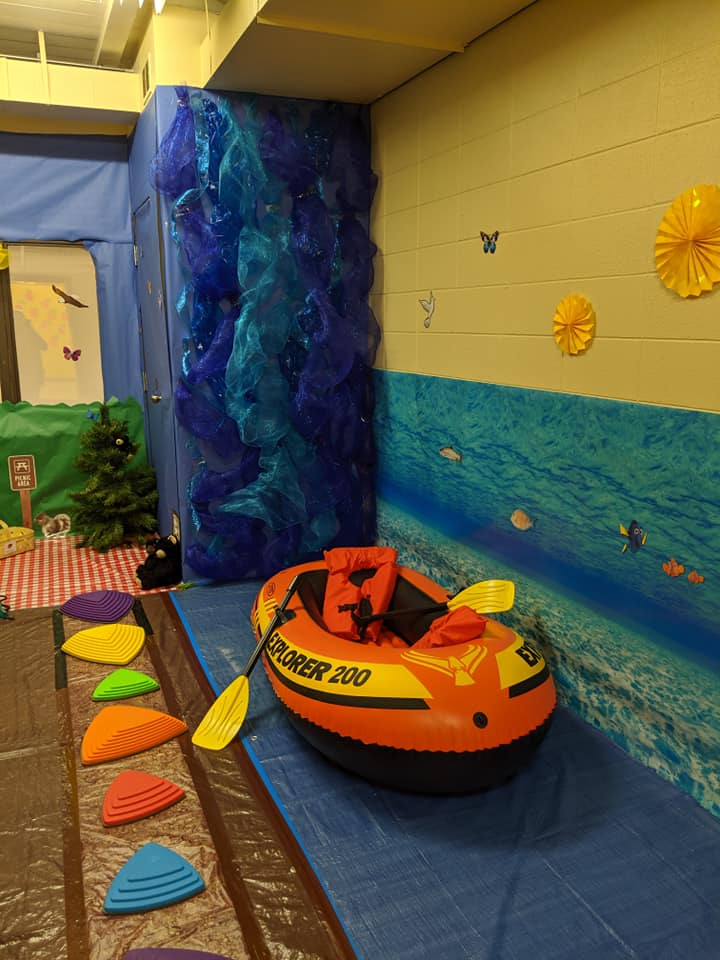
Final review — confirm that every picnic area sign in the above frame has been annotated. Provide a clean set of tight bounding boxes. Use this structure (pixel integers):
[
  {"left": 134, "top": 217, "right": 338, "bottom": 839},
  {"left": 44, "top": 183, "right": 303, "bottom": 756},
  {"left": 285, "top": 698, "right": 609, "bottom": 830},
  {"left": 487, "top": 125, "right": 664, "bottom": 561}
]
[{"left": 8, "top": 455, "right": 36, "bottom": 527}]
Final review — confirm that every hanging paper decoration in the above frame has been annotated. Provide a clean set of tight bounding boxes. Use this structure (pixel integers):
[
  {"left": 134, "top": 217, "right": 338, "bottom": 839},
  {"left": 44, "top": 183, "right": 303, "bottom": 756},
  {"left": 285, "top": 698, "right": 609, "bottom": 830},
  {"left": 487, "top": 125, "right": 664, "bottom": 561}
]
[
  {"left": 553, "top": 294, "right": 595, "bottom": 355},
  {"left": 52, "top": 284, "right": 88, "bottom": 308},
  {"left": 655, "top": 184, "right": 720, "bottom": 297},
  {"left": 150, "top": 89, "right": 379, "bottom": 580}
]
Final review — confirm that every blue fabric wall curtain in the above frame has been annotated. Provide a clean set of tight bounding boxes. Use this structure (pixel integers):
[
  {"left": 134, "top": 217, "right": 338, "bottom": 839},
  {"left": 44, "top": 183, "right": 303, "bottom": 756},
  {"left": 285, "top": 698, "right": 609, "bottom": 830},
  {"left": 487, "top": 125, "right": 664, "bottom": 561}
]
[{"left": 0, "top": 131, "right": 142, "bottom": 403}]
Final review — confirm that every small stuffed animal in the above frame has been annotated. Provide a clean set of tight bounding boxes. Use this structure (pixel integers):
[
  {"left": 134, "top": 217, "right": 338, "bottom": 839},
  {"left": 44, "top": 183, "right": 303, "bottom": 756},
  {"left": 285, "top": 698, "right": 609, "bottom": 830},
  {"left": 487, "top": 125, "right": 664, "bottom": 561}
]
[
  {"left": 135, "top": 534, "right": 182, "bottom": 590},
  {"left": 34, "top": 512, "right": 72, "bottom": 538}
]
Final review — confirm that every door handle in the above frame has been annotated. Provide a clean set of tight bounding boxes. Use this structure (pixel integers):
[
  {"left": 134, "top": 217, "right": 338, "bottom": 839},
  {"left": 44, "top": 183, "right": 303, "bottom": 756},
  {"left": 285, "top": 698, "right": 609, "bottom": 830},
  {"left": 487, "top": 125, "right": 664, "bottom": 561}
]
[{"left": 151, "top": 393, "right": 162, "bottom": 403}]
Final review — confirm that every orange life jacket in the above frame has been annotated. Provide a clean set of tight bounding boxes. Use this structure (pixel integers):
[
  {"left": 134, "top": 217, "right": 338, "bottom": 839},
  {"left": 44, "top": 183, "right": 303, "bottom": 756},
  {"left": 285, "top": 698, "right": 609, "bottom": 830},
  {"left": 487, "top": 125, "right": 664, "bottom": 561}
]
[
  {"left": 413, "top": 605, "right": 488, "bottom": 649},
  {"left": 322, "top": 546, "right": 399, "bottom": 642}
]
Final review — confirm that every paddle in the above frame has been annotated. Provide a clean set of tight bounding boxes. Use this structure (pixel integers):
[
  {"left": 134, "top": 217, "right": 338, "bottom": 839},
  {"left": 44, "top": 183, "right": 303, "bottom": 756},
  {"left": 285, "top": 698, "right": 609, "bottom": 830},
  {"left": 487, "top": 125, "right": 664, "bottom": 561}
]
[
  {"left": 191, "top": 575, "right": 300, "bottom": 751},
  {"left": 353, "top": 579, "right": 515, "bottom": 626}
]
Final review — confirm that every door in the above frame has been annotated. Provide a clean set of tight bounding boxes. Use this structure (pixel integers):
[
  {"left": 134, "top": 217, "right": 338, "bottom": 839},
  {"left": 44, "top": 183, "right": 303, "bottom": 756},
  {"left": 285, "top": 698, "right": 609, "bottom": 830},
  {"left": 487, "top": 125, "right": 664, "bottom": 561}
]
[{"left": 133, "top": 195, "right": 179, "bottom": 535}]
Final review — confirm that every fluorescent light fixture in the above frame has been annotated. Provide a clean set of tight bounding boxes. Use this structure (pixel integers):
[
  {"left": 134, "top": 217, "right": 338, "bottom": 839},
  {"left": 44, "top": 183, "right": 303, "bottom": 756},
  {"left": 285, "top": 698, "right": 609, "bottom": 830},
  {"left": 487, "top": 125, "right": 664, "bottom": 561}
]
[{"left": 154, "top": 0, "right": 166, "bottom": 11}]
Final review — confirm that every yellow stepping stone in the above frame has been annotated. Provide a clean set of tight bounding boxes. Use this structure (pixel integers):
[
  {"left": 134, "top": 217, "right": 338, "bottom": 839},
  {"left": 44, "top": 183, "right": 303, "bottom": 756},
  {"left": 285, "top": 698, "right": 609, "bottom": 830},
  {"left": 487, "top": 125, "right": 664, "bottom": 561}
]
[{"left": 61, "top": 623, "right": 145, "bottom": 665}]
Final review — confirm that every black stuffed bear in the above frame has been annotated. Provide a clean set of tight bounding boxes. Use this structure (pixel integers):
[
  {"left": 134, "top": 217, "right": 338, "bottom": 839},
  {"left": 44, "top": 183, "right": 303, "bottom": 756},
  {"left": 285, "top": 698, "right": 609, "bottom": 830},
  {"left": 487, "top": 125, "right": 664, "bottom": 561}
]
[{"left": 135, "top": 534, "right": 182, "bottom": 590}]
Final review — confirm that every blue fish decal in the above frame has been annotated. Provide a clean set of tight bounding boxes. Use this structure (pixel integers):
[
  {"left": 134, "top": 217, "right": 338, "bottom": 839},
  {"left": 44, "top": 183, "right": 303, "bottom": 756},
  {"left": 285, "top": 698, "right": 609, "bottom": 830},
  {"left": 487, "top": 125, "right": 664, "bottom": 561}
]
[{"left": 620, "top": 519, "right": 647, "bottom": 554}]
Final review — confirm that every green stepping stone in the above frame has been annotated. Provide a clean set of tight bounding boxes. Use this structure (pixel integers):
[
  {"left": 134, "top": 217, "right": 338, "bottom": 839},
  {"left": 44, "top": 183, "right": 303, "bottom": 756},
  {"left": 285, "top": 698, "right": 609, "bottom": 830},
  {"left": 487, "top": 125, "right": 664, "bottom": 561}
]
[{"left": 92, "top": 669, "right": 160, "bottom": 701}]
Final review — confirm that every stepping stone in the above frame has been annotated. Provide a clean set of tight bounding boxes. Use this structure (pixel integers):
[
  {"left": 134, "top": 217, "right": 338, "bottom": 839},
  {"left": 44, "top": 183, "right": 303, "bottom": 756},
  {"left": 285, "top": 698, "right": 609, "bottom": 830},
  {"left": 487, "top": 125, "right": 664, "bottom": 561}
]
[
  {"left": 103, "top": 770, "right": 185, "bottom": 826},
  {"left": 93, "top": 669, "right": 160, "bottom": 701},
  {"left": 81, "top": 705, "right": 187, "bottom": 765},
  {"left": 60, "top": 589, "right": 135, "bottom": 622},
  {"left": 104, "top": 843, "right": 204, "bottom": 914},
  {"left": 62, "top": 623, "right": 145, "bottom": 665}
]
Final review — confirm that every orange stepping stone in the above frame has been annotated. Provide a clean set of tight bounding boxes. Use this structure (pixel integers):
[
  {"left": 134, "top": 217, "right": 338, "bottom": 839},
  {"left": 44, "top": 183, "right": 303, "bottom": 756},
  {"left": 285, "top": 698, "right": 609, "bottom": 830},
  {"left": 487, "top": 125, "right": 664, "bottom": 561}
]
[
  {"left": 62, "top": 623, "right": 145, "bottom": 665},
  {"left": 102, "top": 770, "right": 185, "bottom": 826},
  {"left": 81, "top": 705, "right": 188, "bottom": 765}
]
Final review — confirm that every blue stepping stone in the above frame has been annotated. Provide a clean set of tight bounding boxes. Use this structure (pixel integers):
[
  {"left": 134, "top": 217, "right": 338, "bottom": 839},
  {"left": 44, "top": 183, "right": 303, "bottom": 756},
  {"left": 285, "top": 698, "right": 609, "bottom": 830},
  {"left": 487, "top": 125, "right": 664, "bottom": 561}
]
[{"left": 104, "top": 843, "right": 205, "bottom": 915}]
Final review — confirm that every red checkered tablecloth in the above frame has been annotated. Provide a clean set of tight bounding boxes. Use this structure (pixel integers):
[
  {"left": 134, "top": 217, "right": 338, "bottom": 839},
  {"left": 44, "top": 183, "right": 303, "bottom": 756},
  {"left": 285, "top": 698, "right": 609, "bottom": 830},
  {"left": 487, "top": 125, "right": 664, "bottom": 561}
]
[{"left": 0, "top": 536, "right": 168, "bottom": 611}]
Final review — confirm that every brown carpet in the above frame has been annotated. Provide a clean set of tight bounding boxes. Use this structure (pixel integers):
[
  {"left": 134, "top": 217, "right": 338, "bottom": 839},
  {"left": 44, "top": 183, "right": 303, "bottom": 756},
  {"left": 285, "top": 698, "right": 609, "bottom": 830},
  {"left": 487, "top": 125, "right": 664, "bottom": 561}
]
[{"left": 0, "top": 595, "right": 355, "bottom": 960}]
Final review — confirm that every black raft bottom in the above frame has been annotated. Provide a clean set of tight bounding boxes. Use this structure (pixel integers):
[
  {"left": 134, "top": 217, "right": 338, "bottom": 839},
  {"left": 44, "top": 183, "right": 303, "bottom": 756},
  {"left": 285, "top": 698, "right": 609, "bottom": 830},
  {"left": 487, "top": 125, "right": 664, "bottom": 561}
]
[{"left": 283, "top": 709, "right": 555, "bottom": 795}]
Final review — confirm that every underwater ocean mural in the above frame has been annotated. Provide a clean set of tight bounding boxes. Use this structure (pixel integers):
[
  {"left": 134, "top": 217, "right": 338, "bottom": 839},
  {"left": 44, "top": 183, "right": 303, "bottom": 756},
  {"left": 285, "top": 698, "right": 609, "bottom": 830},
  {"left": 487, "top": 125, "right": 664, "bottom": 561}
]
[{"left": 373, "top": 369, "right": 720, "bottom": 818}]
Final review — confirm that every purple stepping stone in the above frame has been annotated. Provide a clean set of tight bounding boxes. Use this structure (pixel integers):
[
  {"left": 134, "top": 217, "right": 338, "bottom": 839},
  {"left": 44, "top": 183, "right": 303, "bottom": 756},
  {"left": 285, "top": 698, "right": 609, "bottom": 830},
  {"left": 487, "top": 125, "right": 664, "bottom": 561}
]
[
  {"left": 60, "top": 590, "right": 135, "bottom": 622},
  {"left": 124, "top": 951, "right": 233, "bottom": 960}
]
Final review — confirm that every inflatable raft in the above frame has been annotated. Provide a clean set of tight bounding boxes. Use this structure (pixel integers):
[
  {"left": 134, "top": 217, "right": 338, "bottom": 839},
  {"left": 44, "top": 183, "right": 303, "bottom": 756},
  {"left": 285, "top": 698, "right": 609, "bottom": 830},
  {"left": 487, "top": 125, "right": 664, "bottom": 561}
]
[{"left": 251, "top": 550, "right": 556, "bottom": 793}]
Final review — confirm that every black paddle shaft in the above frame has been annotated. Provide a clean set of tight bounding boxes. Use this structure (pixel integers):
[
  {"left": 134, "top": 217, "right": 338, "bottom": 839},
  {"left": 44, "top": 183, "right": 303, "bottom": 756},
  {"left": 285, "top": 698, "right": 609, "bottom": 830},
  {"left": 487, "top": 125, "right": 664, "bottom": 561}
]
[{"left": 242, "top": 574, "right": 301, "bottom": 677}]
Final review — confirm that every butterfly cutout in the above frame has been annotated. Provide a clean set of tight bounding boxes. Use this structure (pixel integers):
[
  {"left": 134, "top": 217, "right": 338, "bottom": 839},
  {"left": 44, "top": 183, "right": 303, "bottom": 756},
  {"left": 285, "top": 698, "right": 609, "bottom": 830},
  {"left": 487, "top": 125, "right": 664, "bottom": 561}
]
[
  {"left": 480, "top": 230, "right": 499, "bottom": 254},
  {"left": 419, "top": 291, "right": 435, "bottom": 328},
  {"left": 63, "top": 346, "right": 82, "bottom": 361},
  {"left": 86, "top": 409, "right": 99, "bottom": 420}
]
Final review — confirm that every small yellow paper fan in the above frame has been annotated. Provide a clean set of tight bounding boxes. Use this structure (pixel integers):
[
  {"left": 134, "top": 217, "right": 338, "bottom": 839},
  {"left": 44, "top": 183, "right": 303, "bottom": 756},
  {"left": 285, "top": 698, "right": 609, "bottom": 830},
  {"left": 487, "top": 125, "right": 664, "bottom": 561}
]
[
  {"left": 553, "top": 294, "right": 596, "bottom": 356},
  {"left": 655, "top": 184, "right": 720, "bottom": 297}
]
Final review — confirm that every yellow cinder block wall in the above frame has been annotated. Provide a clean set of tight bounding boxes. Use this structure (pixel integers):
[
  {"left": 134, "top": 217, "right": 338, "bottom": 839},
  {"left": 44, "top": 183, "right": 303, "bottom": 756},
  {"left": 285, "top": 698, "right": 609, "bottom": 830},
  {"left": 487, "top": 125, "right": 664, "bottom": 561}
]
[
  {"left": 370, "top": 0, "right": 720, "bottom": 413},
  {"left": 133, "top": 8, "right": 207, "bottom": 96}
]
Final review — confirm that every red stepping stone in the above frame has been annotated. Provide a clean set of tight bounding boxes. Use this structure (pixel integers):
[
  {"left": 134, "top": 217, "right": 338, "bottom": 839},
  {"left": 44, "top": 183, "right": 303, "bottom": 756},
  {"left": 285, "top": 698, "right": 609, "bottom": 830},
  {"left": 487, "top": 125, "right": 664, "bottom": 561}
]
[{"left": 103, "top": 770, "right": 186, "bottom": 826}]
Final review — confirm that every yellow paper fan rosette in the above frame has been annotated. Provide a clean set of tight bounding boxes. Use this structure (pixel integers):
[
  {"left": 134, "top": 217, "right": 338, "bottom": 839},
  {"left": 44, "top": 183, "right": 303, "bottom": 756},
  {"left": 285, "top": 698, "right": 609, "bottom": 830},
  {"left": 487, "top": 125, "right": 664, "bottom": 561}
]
[
  {"left": 553, "top": 294, "right": 595, "bottom": 355},
  {"left": 655, "top": 184, "right": 720, "bottom": 297}
]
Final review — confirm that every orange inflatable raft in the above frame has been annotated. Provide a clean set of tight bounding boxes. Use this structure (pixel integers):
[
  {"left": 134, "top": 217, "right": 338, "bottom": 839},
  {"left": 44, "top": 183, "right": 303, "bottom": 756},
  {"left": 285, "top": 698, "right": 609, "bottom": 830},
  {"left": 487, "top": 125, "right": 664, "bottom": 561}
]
[{"left": 251, "top": 551, "right": 556, "bottom": 793}]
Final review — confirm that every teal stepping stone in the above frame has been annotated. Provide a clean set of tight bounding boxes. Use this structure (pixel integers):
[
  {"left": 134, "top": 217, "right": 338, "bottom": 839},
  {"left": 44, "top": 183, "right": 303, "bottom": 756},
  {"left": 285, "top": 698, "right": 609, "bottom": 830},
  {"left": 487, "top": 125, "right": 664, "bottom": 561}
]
[
  {"left": 92, "top": 669, "right": 160, "bottom": 701},
  {"left": 104, "top": 843, "right": 205, "bottom": 914}
]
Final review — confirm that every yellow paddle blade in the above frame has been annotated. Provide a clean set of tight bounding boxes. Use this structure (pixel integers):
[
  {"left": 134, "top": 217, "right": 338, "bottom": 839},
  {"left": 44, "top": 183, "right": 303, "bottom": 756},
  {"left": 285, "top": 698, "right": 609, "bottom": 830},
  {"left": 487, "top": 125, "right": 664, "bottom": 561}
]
[
  {"left": 191, "top": 674, "right": 250, "bottom": 751},
  {"left": 447, "top": 579, "right": 515, "bottom": 614}
]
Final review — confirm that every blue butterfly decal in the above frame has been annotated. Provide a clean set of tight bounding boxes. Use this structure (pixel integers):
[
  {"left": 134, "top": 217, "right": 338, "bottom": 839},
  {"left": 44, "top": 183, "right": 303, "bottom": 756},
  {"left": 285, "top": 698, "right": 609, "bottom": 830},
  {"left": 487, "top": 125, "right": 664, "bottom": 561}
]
[
  {"left": 86, "top": 409, "right": 99, "bottom": 420},
  {"left": 480, "top": 230, "right": 499, "bottom": 254}
]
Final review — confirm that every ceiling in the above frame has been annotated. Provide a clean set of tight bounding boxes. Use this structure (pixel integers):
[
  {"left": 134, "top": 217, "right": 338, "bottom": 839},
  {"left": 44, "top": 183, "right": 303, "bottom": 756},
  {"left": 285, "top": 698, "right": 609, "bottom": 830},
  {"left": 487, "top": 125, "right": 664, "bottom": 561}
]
[
  {"left": 0, "top": 0, "right": 223, "bottom": 69},
  {"left": 208, "top": 0, "right": 536, "bottom": 104},
  {"left": 0, "top": 0, "right": 534, "bottom": 100}
]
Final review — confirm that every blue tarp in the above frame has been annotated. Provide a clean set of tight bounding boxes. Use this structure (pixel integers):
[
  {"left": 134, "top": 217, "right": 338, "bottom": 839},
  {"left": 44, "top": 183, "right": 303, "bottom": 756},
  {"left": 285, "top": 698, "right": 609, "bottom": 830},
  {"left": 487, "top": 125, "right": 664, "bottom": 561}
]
[
  {"left": 0, "top": 132, "right": 131, "bottom": 243},
  {"left": 173, "top": 582, "right": 720, "bottom": 960},
  {"left": 0, "top": 131, "right": 142, "bottom": 403}
]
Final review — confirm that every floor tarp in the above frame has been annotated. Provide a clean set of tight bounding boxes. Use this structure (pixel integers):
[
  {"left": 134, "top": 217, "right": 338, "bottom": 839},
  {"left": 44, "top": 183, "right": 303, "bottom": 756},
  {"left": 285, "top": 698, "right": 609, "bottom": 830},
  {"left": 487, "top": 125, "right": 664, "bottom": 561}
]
[
  {"left": 173, "top": 581, "right": 720, "bottom": 960},
  {"left": 0, "top": 595, "right": 354, "bottom": 960}
]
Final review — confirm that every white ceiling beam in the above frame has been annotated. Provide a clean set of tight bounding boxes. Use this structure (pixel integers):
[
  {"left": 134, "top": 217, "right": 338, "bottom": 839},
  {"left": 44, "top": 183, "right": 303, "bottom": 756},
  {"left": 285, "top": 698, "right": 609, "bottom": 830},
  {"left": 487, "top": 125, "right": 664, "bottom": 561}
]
[{"left": 92, "top": 0, "right": 139, "bottom": 66}]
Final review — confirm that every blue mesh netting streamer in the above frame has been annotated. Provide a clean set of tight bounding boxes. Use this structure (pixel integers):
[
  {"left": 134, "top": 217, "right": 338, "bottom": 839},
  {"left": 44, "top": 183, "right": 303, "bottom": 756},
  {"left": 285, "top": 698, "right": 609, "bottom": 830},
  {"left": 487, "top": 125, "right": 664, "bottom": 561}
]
[{"left": 151, "top": 88, "right": 378, "bottom": 579}]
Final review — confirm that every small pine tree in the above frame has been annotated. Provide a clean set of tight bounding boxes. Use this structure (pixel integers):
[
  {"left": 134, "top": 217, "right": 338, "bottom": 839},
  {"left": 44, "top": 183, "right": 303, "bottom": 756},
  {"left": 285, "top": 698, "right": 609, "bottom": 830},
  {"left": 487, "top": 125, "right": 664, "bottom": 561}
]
[{"left": 70, "top": 405, "right": 159, "bottom": 551}]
